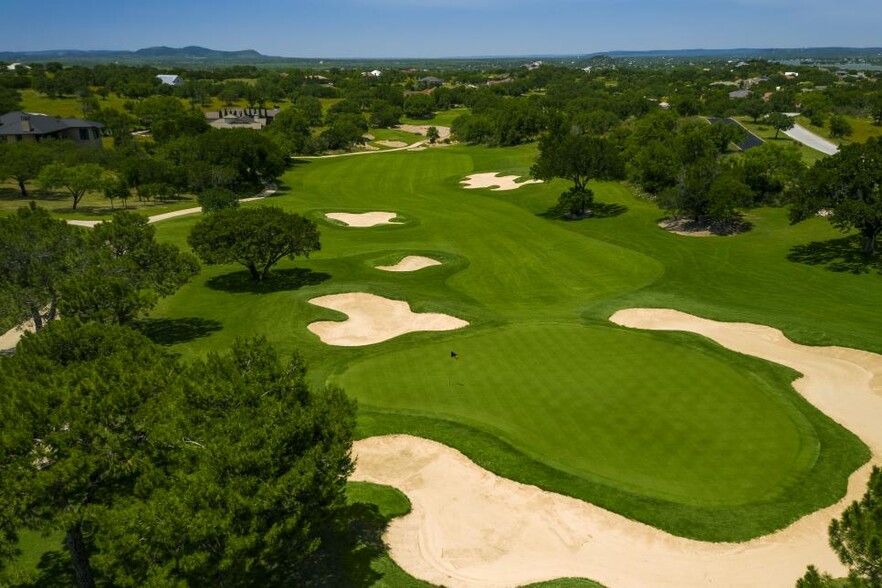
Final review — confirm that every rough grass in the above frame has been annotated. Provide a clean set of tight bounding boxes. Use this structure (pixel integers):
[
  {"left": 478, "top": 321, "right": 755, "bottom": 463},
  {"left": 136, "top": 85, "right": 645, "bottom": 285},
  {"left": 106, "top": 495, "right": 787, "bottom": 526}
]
[{"left": 0, "top": 182, "right": 199, "bottom": 219}]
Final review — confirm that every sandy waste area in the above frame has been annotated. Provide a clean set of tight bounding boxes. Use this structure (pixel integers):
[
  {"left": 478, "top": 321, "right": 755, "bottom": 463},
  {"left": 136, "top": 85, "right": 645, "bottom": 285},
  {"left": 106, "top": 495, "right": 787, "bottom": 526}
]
[
  {"left": 352, "top": 308, "right": 882, "bottom": 587},
  {"left": 325, "top": 211, "right": 401, "bottom": 227},
  {"left": 307, "top": 292, "right": 467, "bottom": 346},
  {"left": 461, "top": 172, "right": 543, "bottom": 191},
  {"left": 375, "top": 256, "right": 441, "bottom": 272}
]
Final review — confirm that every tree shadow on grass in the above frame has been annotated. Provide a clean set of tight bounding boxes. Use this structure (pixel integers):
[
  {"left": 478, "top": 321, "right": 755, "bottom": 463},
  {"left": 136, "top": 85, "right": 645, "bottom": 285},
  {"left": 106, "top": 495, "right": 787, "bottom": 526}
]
[
  {"left": 297, "top": 502, "right": 386, "bottom": 587},
  {"left": 788, "top": 235, "right": 882, "bottom": 275},
  {"left": 15, "top": 550, "right": 77, "bottom": 588},
  {"left": 206, "top": 268, "right": 331, "bottom": 294},
  {"left": 134, "top": 317, "right": 223, "bottom": 346},
  {"left": 539, "top": 202, "right": 628, "bottom": 221}
]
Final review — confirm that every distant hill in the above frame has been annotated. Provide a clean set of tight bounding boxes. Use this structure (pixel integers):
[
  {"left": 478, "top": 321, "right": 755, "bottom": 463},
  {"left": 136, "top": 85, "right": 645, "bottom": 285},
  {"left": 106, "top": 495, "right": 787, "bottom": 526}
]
[
  {"left": 1, "top": 45, "right": 880, "bottom": 70},
  {"left": 598, "top": 47, "right": 882, "bottom": 60},
  {"left": 133, "top": 46, "right": 267, "bottom": 59},
  {"left": 0, "top": 46, "right": 291, "bottom": 67}
]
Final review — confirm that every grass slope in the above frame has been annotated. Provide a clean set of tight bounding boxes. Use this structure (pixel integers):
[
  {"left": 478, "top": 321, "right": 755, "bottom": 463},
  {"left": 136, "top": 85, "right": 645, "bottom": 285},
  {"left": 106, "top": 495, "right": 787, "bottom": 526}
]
[{"left": 142, "top": 143, "right": 876, "bottom": 544}]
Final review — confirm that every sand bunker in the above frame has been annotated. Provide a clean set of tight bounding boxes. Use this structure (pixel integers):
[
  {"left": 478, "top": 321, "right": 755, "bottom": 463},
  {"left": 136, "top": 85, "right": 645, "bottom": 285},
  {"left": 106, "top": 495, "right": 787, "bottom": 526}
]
[
  {"left": 324, "top": 212, "right": 401, "bottom": 227},
  {"left": 658, "top": 218, "right": 714, "bottom": 237},
  {"left": 307, "top": 292, "right": 467, "bottom": 346},
  {"left": 375, "top": 256, "right": 441, "bottom": 272},
  {"left": 461, "top": 172, "right": 543, "bottom": 191},
  {"left": 397, "top": 124, "right": 452, "bottom": 140},
  {"left": 376, "top": 140, "right": 409, "bottom": 148},
  {"left": 352, "top": 308, "right": 882, "bottom": 587}
]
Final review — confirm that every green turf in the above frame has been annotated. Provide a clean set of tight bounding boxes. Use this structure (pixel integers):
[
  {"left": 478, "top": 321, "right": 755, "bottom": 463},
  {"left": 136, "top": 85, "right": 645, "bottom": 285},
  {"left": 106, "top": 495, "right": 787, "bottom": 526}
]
[
  {"left": 143, "top": 142, "right": 875, "bottom": 543},
  {"left": 341, "top": 323, "right": 817, "bottom": 507}
]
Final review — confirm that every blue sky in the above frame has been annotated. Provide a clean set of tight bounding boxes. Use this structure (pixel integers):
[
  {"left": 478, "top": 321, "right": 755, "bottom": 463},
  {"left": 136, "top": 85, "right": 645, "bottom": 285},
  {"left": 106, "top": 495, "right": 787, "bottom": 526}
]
[{"left": 4, "top": 0, "right": 881, "bottom": 58}]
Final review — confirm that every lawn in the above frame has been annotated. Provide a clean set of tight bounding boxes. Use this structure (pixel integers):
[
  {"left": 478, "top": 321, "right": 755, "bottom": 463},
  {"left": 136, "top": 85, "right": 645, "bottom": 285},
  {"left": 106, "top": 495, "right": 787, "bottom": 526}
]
[{"left": 141, "top": 143, "right": 876, "bottom": 545}]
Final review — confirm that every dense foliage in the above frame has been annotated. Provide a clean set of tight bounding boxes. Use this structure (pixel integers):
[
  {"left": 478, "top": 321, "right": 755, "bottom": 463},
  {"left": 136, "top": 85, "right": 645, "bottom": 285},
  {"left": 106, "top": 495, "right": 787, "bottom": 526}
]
[{"left": 0, "top": 322, "right": 356, "bottom": 587}]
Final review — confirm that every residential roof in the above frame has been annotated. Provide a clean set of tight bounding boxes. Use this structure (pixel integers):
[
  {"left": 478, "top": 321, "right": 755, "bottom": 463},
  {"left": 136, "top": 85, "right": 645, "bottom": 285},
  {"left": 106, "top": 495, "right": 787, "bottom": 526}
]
[
  {"left": 729, "top": 89, "right": 751, "bottom": 99},
  {"left": 156, "top": 74, "right": 183, "bottom": 85},
  {"left": 0, "top": 111, "right": 103, "bottom": 136},
  {"left": 419, "top": 76, "right": 444, "bottom": 84}
]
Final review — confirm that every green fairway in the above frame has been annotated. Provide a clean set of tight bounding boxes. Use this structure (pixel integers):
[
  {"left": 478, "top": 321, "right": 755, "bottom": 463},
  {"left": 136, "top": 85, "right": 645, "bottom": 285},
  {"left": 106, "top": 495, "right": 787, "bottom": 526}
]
[{"left": 146, "top": 142, "right": 877, "bottom": 542}]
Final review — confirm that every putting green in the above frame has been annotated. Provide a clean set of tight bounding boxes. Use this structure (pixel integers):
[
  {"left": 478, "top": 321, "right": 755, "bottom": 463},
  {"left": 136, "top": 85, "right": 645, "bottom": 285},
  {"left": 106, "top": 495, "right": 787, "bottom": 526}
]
[{"left": 338, "top": 323, "right": 815, "bottom": 506}]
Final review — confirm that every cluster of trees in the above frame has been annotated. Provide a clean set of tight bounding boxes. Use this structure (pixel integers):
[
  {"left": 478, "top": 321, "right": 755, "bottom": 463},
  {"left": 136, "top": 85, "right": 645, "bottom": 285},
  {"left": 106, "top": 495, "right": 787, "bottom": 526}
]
[
  {"left": 790, "top": 137, "right": 882, "bottom": 254},
  {"left": 0, "top": 124, "right": 286, "bottom": 210},
  {"left": 0, "top": 321, "right": 356, "bottom": 587},
  {"left": 0, "top": 205, "right": 198, "bottom": 329}
]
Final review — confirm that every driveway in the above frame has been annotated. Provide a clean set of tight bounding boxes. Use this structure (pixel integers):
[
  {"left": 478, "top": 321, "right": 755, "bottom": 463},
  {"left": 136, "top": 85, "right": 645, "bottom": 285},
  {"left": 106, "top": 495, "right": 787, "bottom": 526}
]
[{"left": 783, "top": 124, "right": 839, "bottom": 156}]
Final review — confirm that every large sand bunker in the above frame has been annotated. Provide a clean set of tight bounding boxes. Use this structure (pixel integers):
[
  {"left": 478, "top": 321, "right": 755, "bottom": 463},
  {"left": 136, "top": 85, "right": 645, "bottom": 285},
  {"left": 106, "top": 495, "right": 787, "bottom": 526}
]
[
  {"left": 461, "top": 172, "right": 543, "bottom": 191},
  {"left": 324, "top": 211, "right": 401, "bottom": 227},
  {"left": 352, "top": 308, "right": 882, "bottom": 587},
  {"left": 375, "top": 256, "right": 441, "bottom": 272},
  {"left": 307, "top": 292, "right": 467, "bottom": 346}
]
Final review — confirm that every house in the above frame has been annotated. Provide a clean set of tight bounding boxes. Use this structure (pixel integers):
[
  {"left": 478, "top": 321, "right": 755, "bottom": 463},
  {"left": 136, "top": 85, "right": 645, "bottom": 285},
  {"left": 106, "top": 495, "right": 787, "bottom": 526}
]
[
  {"left": 204, "top": 108, "right": 281, "bottom": 130},
  {"left": 524, "top": 60, "right": 543, "bottom": 70},
  {"left": 156, "top": 74, "right": 184, "bottom": 86},
  {"left": 6, "top": 62, "right": 30, "bottom": 71},
  {"left": 729, "top": 89, "right": 751, "bottom": 99},
  {"left": 783, "top": 71, "right": 799, "bottom": 79},
  {"left": 363, "top": 69, "right": 382, "bottom": 78},
  {"left": 0, "top": 111, "right": 103, "bottom": 146},
  {"left": 418, "top": 76, "right": 444, "bottom": 87},
  {"left": 710, "top": 81, "right": 740, "bottom": 87},
  {"left": 658, "top": 101, "right": 671, "bottom": 110}
]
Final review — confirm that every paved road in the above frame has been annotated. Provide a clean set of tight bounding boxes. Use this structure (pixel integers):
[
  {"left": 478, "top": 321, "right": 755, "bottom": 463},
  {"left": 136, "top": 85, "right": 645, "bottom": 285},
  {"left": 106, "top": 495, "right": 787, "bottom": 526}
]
[{"left": 783, "top": 124, "right": 839, "bottom": 156}]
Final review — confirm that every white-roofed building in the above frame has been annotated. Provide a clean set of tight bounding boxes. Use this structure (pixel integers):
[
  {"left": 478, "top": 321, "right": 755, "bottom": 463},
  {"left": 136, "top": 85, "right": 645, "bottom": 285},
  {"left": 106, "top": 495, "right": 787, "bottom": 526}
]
[{"left": 156, "top": 74, "right": 184, "bottom": 86}]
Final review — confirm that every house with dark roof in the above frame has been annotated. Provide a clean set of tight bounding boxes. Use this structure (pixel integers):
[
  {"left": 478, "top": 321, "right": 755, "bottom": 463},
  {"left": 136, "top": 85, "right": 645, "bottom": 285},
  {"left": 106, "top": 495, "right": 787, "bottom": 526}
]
[
  {"left": 0, "top": 111, "right": 104, "bottom": 147},
  {"left": 418, "top": 76, "right": 444, "bottom": 87}
]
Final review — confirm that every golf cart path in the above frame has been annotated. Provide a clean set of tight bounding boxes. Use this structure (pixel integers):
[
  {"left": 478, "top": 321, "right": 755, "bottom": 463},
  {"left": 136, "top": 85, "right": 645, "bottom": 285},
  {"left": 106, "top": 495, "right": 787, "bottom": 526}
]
[
  {"left": 352, "top": 308, "right": 882, "bottom": 588},
  {"left": 783, "top": 123, "right": 839, "bottom": 155},
  {"left": 65, "top": 190, "right": 275, "bottom": 228},
  {"left": 297, "top": 139, "right": 428, "bottom": 159}
]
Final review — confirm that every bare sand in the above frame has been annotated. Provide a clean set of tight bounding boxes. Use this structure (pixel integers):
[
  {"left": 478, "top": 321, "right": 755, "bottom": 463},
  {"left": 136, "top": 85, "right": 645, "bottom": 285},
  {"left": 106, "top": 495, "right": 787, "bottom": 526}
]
[
  {"left": 658, "top": 218, "right": 714, "bottom": 237},
  {"left": 375, "top": 256, "right": 442, "bottom": 272},
  {"left": 377, "top": 140, "right": 409, "bottom": 148},
  {"left": 0, "top": 318, "right": 37, "bottom": 352},
  {"left": 325, "top": 211, "right": 401, "bottom": 227},
  {"left": 307, "top": 292, "right": 467, "bottom": 346},
  {"left": 397, "top": 124, "right": 452, "bottom": 140},
  {"left": 351, "top": 308, "right": 882, "bottom": 587},
  {"left": 461, "top": 172, "right": 543, "bottom": 191}
]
